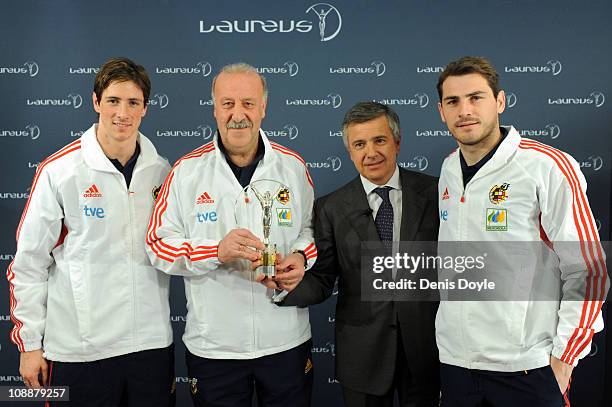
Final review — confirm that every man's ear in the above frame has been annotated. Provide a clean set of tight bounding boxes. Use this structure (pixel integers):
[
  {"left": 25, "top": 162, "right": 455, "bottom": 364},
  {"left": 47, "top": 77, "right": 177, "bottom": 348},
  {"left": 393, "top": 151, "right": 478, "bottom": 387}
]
[
  {"left": 92, "top": 92, "right": 101, "bottom": 114},
  {"left": 496, "top": 90, "right": 506, "bottom": 114}
]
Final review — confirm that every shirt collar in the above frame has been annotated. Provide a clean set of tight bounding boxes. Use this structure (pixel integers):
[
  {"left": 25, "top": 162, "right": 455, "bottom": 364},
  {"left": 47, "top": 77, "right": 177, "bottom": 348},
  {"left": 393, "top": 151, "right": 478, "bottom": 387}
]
[
  {"left": 217, "top": 130, "right": 265, "bottom": 167},
  {"left": 360, "top": 165, "right": 401, "bottom": 196},
  {"left": 109, "top": 142, "right": 140, "bottom": 171},
  {"left": 459, "top": 126, "right": 508, "bottom": 172}
]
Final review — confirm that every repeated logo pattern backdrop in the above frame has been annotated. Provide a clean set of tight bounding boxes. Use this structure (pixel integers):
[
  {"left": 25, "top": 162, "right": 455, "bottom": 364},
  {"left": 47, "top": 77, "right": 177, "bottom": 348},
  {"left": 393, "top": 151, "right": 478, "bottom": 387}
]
[{"left": 1, "top": 1, "right": 610, "bottom": 406}]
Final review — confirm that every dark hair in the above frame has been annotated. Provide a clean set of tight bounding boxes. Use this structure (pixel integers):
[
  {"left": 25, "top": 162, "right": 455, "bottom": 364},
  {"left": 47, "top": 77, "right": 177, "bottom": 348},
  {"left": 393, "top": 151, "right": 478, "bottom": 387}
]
[
  {"left": 93, "top": 57, "right": 151, "bottom": 103},
  {"left": 437, "top": 56, "right": 500, "bottom": 100},
  {"left": 341, "top": 101, "right": 400, "bottom": 148}
]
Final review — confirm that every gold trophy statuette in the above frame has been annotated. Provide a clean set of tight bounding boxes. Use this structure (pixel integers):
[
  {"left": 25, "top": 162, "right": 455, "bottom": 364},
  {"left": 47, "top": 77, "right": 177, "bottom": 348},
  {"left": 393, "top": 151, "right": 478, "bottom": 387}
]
[
  {"left": 235, "top": 180, "right": 291, "bottom": 278},
  {"left": 251, "top": 187, "right": 277, "bottom": 277}
]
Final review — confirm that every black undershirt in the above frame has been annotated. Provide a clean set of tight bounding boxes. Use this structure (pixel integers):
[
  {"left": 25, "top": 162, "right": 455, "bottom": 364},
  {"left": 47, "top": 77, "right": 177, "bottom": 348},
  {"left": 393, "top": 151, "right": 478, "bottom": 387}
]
[
  {"left": 109, "top": 143, "right": 140, "bottom": 189},
  {"left": 217, "top": 132, "right": 265, "bottom": 188},
  {"left": 460, "top": 127, "right": 508, "bottom": 187}
]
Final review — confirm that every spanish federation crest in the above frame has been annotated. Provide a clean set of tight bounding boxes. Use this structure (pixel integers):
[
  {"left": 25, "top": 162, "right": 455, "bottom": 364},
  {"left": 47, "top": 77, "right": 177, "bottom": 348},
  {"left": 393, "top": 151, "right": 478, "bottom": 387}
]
[
  {"left": 276, "top": 187, "right": 290, "bottom": 205},
  {"left": 489, "top": 183, "right": 509, "bottom": 204},
  {"left": 152, "top": 185, "right": 161, "bottom": 201}
]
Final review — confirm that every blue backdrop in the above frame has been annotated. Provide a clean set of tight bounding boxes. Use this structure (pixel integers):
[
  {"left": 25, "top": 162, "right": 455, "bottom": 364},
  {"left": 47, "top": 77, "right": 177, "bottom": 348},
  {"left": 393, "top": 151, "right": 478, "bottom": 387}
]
[{"left": 1, "top": 1, "right": 610, "bottom": 406}]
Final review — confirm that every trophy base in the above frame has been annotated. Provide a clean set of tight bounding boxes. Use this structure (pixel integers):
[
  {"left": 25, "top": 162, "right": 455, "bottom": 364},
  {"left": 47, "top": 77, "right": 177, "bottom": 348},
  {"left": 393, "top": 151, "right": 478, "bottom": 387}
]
[
  {"left": 257, "top": 265, "right": 276, "bottom": 278},
  {"left": 257, "top": 244, "right": 277, "bottom": 278}
]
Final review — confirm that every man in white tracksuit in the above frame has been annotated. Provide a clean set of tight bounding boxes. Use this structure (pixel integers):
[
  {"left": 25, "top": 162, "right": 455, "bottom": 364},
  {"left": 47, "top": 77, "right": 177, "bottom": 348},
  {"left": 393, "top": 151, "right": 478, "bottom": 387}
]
[
  {"left": 435, "top": 56, "right": 607, "bottom": 406},
  {"left": 146, "top": 63, "right": 317, "bottom": 407},
  {"left": 8, "top": 58, "right": 174, "bottom": 406}
]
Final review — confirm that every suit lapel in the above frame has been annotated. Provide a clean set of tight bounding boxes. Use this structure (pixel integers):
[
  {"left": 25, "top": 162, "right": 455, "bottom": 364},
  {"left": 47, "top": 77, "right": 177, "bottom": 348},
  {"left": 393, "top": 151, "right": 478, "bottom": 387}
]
[
  {"left": 342, "top": 171, "right": 430, "bottom": 243},
  {"left": 399, "top": 168, "right": 428, "bottom": 241},
  {"left": 342, "top": 177, "right": 380, "bottom": 244}
]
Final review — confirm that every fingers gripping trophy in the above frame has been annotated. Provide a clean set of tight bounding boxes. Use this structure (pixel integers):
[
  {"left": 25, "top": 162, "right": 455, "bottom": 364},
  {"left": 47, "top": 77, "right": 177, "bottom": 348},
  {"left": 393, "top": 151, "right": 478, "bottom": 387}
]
[{"left": 235, "top": 179, "right": 292, "bottom": 278}]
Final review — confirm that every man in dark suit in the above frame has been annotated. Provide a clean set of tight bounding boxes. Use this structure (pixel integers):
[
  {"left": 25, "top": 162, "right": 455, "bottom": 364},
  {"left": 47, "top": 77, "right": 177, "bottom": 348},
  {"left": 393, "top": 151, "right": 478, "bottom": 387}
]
[{"left": 280, "top": 101, "right": 440, "bottom": 406}]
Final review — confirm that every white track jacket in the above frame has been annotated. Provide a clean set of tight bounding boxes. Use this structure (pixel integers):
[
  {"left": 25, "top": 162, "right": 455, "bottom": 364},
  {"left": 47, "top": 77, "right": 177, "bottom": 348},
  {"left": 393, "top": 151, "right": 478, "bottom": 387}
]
[
  {"left": 146, "top": 130, "right": 317, "bottom": 359},
  {"left": 7, "top": 125, "right": 172, "bottom": 362},
  {"left": 436, "top": 126, "right": 607, "bottom": 371}
]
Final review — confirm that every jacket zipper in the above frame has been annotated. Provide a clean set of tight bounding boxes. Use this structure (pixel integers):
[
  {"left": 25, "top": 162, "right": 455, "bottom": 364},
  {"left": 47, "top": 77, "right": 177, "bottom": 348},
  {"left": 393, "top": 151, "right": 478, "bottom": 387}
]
[
  {"left": 127, "top": 178, "right": 137, "bottom": 346},
  {"left": 250, "top": 195, "right": 257, "bottom": 354}
]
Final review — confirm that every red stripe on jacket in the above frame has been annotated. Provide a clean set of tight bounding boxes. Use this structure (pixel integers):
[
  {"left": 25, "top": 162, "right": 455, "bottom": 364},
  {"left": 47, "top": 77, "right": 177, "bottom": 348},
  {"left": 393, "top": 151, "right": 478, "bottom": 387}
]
[
  {"left": 270, "top": 142, "right": 314, "bottom": 188},
  {"left": 146, "top": 143, "right": 219, "bottom": 263},
  {"left": 519, "top": 140, "right": 605, "bottom": 364},
  {"left": 7, "top": 140, "right": 81, "bottom": 352}
]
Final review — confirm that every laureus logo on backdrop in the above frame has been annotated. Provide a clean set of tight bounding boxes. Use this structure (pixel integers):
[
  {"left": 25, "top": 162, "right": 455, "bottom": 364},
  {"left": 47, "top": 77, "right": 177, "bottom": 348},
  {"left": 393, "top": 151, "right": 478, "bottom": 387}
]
[
  {"left": 26, "top": 93, "right": 82, "bottom": 109},
  {"left": 199, "top": 3, "right": 342, "bottom": 42},
  {"left": 148, "top": 93, "right": 169, "bottom": 109},
  {"left": 312, "top": 341, "right": 336, "bottom": 356},
  {"left": 398, "top": 156, "right": 429, "bottom": 172},
  {"left": 579, "top": 155, "right": 604, "bottom": 171},
  {"left": 266, "top": 125, "right": 299, "bottom": 140},
  {"left": 329, "top": 60, "right": 386, "bottom": 77},
  {"left": 376, "top": 93, "right": 429, "bottom": 108},
  {"left": 68, "top": 66, "right": 99, "bottom": 74},
  {"left": 519, "top": 124, "right": 560, "bottom": 139},
  {"left": 0, "top": 254, "right": 15, "bottom": 262},
  {"left": 328, "top": 129, "right": 342, "bottom": 137},
  {"left": 0, "top": 61, "right": 39, "bottom": 77},
  {"left": 286, "top": 93, "right": 342, "bottom": 109},
  {"left": 257, "top": 61, "right": 299, "bottom": 77},
  {"left": 416, "top": 65, "right": 444, "bottom": 73},
  {"left": 505, "top": 60, "right": 563, "bottom": 76},
  {"left": 156, "top": 61, "right": 212, "bottom": 77},
  {"left": 415, "top": 129, "right": 452, "bottom": 137},
  {"left": 0, "top": 124, "right": 40, "bottom": 140},
  {"left": 70, "top": 130, "right": 85, "bottom": 137},
  {"left": 0, "top": 376, "right": 24, "bottom": 383},
  {"left": 505, "top": 92, "right": 518, "bottom": 109},
  {"left": 157, "top": 125, "right": 213, "bottom": 139},
  {"left": 548, "top": 92, "right": 605, "bottom": 108},
  {"left": 306, "top": 3, "right": 342, "bottom": 41},
  {"left": 0, "top": 191, "right": 30, "bottom": 200},
  {"left": 306, "top": 156, "right": 342, "bottom": 171}
]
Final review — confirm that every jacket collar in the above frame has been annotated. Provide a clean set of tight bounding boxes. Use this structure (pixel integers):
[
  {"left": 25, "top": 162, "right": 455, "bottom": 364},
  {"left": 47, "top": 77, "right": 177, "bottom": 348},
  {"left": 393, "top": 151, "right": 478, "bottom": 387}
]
[
  {"left": 446, "top": 125, "right": 520, "bottom": 182},
  {"left": 359, "top": 165, "right": 401, "bottom": 196},
  {"left": 81, "top": 123, "right": 159, "bottom": 173},
  {"left": 398, "top": 168, "right": 428, "bottom": 241},
  {"left": 342, "top": 176, "right": 381, "bottom": 244},
  {"left": 213, "top": 129, "right": 277, "bottom": 166}
]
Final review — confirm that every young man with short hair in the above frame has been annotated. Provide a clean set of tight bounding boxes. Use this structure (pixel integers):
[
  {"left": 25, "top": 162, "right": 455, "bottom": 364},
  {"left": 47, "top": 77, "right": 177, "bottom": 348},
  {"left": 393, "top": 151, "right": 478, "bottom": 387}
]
[
  {"left": 436, "top": 56, "right": 607, "bottom": 407},
  {"left": 8, "top": 57, "right": 174, "bottom": 406}
]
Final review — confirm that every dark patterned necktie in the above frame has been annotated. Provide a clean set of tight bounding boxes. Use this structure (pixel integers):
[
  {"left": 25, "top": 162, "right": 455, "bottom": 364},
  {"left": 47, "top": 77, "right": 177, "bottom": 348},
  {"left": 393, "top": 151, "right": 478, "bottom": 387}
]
[{"left": 373, "top": 187, "right": 394, "bottom": 249}]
